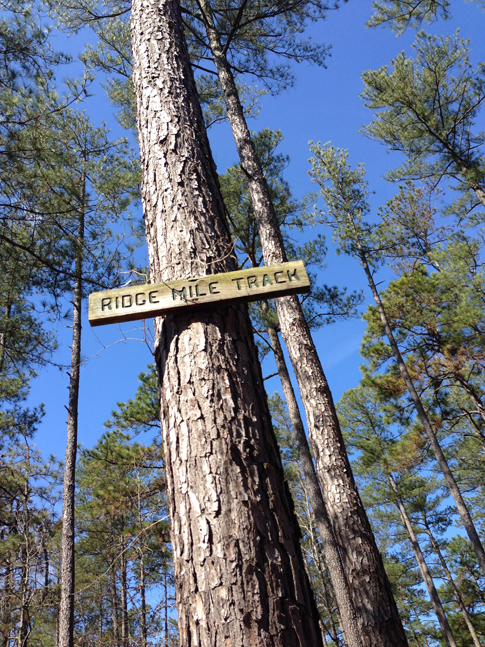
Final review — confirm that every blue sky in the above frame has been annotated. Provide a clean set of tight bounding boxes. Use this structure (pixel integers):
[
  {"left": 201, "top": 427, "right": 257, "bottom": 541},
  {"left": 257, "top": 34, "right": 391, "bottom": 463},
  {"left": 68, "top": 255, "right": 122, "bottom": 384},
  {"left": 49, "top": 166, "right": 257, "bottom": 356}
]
[{"left": 29, "top": 0, "right": 485, "bottom": 463}]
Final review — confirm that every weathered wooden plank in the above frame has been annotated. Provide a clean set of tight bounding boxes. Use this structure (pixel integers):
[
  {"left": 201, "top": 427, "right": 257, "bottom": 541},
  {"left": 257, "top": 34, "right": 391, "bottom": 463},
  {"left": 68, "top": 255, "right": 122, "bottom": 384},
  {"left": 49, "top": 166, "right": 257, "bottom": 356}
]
[{"left": 88, "top": 260, "right": 310, "bottom": 327}]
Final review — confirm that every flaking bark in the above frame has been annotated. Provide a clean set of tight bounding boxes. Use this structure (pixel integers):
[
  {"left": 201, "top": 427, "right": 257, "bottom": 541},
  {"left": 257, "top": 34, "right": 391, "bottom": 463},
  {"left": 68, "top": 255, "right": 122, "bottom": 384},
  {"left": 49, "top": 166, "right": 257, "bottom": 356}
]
[{"left": 130, "top": 1, "right": 324, "bottom": 644}]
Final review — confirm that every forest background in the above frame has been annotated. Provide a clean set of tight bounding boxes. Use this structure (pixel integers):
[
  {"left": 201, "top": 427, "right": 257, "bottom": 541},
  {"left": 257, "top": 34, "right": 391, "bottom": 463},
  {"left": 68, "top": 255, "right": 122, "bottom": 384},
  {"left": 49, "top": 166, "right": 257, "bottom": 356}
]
[{"left": 2, "top": 0, "right": 485, "bottom": 645}]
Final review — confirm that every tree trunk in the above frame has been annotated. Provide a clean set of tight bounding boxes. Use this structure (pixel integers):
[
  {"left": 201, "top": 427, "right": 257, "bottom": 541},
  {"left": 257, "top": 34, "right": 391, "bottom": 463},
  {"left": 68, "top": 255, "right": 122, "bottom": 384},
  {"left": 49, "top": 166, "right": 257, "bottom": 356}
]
[
  {"left": 263, "top": 301, "right": 361, "bottom": 647},
  {"left": 164, "top": 564, "right": 168, "bottom": 647},
  {"left": 297, "top": 462, "right": 342, "bottom": 646},
  {"left": 58, "top": 174, "right": 85, "bottom": 647},
  {"left": 194, "top": 4, "right": 407, "bottom": 645},
  {"left": 386, "top": 475, "right": 457, "bottom": 647},
  {"left": 0, "top": 300, "right": 11, "bottom": 375},
  {"left": 98, "top": 589, "right": 103, "bottom": 644},
  {"left": 422, "top": 517, "right": 482, "bottom": 647},
  {"left": 18, "top": 546, "right": 29, "bottom": 647},
  {"left": 110, "top": 569, "right": 120, "bottom": 647},
  {"left": 130, "top": 1, "right": 324, "bottom": 645},
  {"left": 139, "top": 551, "right": 147, "bottom": 647},
  {"left": 353, "top": 224, "right": 485, "bottom": 578},
  {"left": 120, "top": 534, "right": 128, "bottom": 647}
]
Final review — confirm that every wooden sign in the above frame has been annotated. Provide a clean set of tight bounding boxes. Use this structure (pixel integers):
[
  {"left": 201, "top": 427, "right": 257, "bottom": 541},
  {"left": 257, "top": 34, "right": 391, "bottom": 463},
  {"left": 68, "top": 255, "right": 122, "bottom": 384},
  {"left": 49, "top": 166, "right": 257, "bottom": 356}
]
[{"left": 88, "top": 261, "right": 310, "bottom": 327}]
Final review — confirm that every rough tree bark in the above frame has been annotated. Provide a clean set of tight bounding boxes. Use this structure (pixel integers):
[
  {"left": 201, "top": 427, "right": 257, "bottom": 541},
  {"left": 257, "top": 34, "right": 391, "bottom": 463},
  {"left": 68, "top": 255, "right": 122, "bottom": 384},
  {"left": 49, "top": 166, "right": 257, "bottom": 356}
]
[
  {"left": 58, "top": 174, "right": 85, "bottom": 647},
  {"left": 130, "top": 1, "right": 324, "bottom": 644},
  {"left": 194, "top": 3, "right": 408, "bottom": 645},
  {"left": 386, "top": 475, "right": 458, "bottom": 647}
]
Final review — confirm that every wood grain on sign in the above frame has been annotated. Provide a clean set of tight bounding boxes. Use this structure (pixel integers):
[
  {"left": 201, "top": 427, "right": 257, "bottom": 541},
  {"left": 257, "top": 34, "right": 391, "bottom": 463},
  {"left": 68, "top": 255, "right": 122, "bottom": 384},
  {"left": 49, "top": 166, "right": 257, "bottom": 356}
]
[{"left": 88, "top": 261, "right": 310, "bottom": 327}]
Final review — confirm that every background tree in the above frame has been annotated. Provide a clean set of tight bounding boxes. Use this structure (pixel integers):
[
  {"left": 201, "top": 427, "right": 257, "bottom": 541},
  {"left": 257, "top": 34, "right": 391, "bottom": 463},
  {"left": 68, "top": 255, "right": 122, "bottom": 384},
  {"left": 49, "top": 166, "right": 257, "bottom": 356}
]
[
  {"left": 336, "top": 385, "right": 472, "bottom": 647},
  {"left": 309, "top": 142, "right": 485, "bottom": 577},
  {"left": 220, "top": 126, "right": 363, "bottom": 647},
  {"left": 0, "top": 430, "right": 60, "bottom": 647},
  {"left": 362, "top": 31, "right": 485, "bottom": 220},
  {"left": 74, "top": 430, "right": 171, "bottom": 646},
  {"left": 36, "top": 110, "right": 141, "bottom": 647}
]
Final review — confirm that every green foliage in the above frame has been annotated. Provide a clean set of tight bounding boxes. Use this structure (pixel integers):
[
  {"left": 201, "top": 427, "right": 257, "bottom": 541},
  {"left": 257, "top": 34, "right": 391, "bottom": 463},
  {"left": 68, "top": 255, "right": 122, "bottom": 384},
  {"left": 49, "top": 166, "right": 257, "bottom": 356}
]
[
  {"left": 360, "top": 235, "right": 485, "bottom": 434},
  {"left": 221, "top": 130, "right": 362, "bottom": 350},
  {"left": 0, "top": 433, "right": 61, "bottom": 647},
  {"left": 337, "top": 384, "right": 485, "bottom": 645},
  {"left": 367, "top": 0, "right": 451, "bottom": 33},
  {"left": 361, "top": 31, "right": 485, "bottom": 222},
  {"left": 367, "top": 0, "right": 485, "bottom": 34},
  {"left": 308, "top": 142, "right": 387, "bottom": 263},
  {"left": 74, "top": 429, "right": 173, "bottom": 645},
  {"left": 106, "top": 365, "right": 160, "bottom": 436}
]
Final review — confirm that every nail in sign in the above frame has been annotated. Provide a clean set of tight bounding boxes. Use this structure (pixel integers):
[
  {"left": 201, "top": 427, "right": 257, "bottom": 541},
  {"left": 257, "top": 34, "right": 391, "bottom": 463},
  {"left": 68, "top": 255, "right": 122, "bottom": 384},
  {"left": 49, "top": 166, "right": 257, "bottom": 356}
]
[{"left": 88, "top": 261, "right": 310, "bottom": 327}]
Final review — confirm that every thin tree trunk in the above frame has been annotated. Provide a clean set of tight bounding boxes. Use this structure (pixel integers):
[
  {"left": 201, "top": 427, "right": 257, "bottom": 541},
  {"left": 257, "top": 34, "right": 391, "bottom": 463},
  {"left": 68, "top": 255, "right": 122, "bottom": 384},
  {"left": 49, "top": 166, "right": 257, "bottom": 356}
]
[
  {"left": 351, "top": 222, "right": 485, "bottom": 577},
  {"left": 386, "top": 475, "right": 458, "bottom": 647},
  {"left": 18, "top": 459, "right": 32, "bottom": 647},
  {"left": 0, "top": 558, "right": 13, "bottom": 647},
  {"left": 298, "top": 466, "right": 342, "bottom": 647},
  {"left": 422, "top": 517, "right": 482, "bottom": 647},
  {"left": 120, "top": 534, "right": 128, "bottom": 647},
  {"left": 317, "top": 548, "right": 342, "bottom": 647},
  {"left": 136, "top": 480, "right": 148, "bottom": 647},
  {"left": 263, "top": 300, "right": 361, "bottom": 647},
  {"left": 0, "top": 301, "right": 11, "bottom": 374},
  {"left": 59, "top": 173, "right": 85, "bottom": 647},
  {"left": 98, "top": 588, "right": 103, "bottom": 644},
  {"left": 130, "top": 1, "right": 324, "bottom": 645},
  {"left": 110, "top": 569, "right": 120, "bottom": 647},
  {"left": 164, "top": 564, "right": 168, "bottom": 647},
  {"left": 195, "top": 4, "right": 407, "bottom": 645},
  {"left": 139, "top": 551, "right": 147, "bottom": 647},
  {"left": 18, "top": 546, "right": 29, "bottom": 647}
]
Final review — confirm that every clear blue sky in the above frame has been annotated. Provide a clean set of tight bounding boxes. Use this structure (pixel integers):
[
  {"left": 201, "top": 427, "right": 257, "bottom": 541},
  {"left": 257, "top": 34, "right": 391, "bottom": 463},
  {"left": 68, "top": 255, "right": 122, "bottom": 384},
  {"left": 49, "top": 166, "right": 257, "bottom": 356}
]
[{"left": 30, "top": 0, "right": 485, "bottom": 462}]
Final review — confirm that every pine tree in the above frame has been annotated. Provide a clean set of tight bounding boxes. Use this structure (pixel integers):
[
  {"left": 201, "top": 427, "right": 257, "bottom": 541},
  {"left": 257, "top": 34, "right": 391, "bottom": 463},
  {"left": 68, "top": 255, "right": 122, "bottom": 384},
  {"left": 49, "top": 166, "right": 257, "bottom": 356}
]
[
  {"left": 361, "top": 29, "right": 485, "bottom": 222},
  {"left": 130, "top": 0, "right": 324, "bottom": 643},
  {"left": 337, "top": 385, "right": 461, "bottom": 647},
  {"left": 19, "top": 107, "right": 141, "bottom": 647},
  {"left": 0, "top": 430, "right": 60, "bottom": 646},
  {"left": 309, "top": 143, "right": 485, "bottom": 578},
  {"left": 75, "top": 430, "right": 171, "bottom": 645},
  {"left": 220, "top": 127, "right": 363, "bottom": 647}
]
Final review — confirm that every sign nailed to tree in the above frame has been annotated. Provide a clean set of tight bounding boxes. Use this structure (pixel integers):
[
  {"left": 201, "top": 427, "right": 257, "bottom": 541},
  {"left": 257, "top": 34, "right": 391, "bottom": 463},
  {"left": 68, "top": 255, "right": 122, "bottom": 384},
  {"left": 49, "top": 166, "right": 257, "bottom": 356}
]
[{"left": 88, "top": 260, "right": 310, "bottom": 327}]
